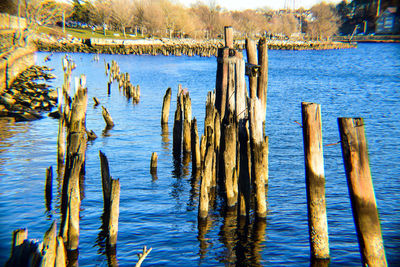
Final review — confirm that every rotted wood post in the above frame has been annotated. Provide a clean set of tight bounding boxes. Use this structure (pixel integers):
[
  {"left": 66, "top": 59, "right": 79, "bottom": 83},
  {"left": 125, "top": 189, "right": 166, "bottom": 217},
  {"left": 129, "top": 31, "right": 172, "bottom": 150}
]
[
  {"left": 56, "top": 236, "right": 66, "bottom": 267},
  {"left": 42, "top": 222, "right": 57, "bottom": 267},
  {"left": 249, "top": 98, "right": 268, "bottom": 218},
  {"left": 99, "top": 151, "right": 121, "bottom": 247},
  {"left": 182, "top": 92, "right": 192, "bottom": 153},
  {"left": 60, "top": 76, "right": 88, "bottom": 251},
  {"left": 172, "top": 87, "right": 183, "bottom": 158},
  {"left": 108, "top": 179, "right": 120, "bottom": 246},
  {"left": 161, "top": 87, "right": 172, "bottom": 125},
  {"left": 257, "top": 38, "right": 268, "bottom": 112},
  {"left": 338, "top": 118, "right": 387, "bottom": 266},
  {"left": 301, "top": 102, "right": 330, "bottom": 259},
  {"left": 222, "top": 116, "right": 237, "bottom": 208},
  {"left": 102, "top": 106, "right": 115, "bottom": 128},
  {"left": 191, "top": 118, "right": 201, "bottom": 173},
  {"left": 45, "top": 166, "right": 53, "bottom": 211},
  {"left": 11, "top": 228, "right": 28, "bottom": 256},
  {"left": 224, "top": 26, "right": 234, "bottom": 49}
]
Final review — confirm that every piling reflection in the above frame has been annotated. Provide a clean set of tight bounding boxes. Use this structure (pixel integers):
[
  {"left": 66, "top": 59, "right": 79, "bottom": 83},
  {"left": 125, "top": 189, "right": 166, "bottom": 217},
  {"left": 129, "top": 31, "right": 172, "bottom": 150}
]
[
  {"left": 182, "top": 151, "right": 191, "bottom": 177},
  {"left": 188, "top": 170, "right": 201, "bottom": 211},
  {"left": 197, "top": 217, "right": 213, "bottom": 261}
]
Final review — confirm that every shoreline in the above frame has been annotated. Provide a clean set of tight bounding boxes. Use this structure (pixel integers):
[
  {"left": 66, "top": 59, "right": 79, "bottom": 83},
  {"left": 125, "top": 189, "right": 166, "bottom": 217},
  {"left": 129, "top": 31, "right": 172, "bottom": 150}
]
[{"left": 34, "top": 38, "right": 357, "bottom": 56}]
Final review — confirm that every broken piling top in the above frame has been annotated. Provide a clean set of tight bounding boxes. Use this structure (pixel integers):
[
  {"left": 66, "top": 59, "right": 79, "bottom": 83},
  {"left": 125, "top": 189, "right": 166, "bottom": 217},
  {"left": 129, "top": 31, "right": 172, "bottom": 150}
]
[{"left": 224, "top": 26, "right": 234, "bottom": 48}]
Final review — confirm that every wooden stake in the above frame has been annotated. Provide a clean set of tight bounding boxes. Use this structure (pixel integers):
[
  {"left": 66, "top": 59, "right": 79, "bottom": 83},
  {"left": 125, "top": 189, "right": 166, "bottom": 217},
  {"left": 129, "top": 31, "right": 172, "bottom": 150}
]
[
  {"left": 338, "top": 117, "right": 387, "bottom": 266},
  {"left": 102, "top": 106, "right": 115, "bottom": 128},
  {"left": 172, "top": 90, "right": 183, "bottom": 157},
  {"left": 108, "top": 179, "right": 120, "bottom": 247},
  {"left": 301, "top": 102, "right": 330, "bottom": 259},
  {"left": 161, "top": 88, "right": 171, "bottom": 125},
  {"left": 93, "top": 97, "right": 100, "bottom": 106}
]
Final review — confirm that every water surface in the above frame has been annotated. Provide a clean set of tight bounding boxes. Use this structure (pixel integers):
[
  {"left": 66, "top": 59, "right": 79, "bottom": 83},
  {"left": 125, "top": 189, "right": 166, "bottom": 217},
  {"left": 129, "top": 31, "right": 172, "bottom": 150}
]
[{"left": 0, "top": 43, "right": 399, "bottom": 266}]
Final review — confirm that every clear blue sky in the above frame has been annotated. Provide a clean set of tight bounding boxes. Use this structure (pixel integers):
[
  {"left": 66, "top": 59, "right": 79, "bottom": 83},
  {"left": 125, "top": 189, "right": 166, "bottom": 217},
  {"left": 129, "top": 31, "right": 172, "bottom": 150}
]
[{"left": 181, "top": 0, "right": 343, "bottom": 10}]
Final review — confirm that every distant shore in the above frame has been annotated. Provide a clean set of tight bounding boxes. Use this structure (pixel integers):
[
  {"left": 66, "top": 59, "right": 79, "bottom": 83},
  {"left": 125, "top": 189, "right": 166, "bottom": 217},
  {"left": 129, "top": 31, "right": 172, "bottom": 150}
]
[
  {"left": 33, "top": 37, "right": 357, "bottom": 56},
  {"left": 333, "top": 34, "right": 400, "bottom": 43}
]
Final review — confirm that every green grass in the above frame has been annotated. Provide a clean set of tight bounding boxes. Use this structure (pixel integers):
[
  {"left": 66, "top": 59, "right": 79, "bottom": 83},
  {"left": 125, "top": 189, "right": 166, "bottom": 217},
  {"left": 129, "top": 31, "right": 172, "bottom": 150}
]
[{"left": 38, "top": 26, "right": 145, "bottom": 40}]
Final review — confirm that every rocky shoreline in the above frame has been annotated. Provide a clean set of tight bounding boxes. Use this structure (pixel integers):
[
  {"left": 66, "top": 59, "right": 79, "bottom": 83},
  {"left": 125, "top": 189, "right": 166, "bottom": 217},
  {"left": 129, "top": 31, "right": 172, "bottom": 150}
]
[{"left": 0, "top": 65, "right": 57, "bottom": 121}]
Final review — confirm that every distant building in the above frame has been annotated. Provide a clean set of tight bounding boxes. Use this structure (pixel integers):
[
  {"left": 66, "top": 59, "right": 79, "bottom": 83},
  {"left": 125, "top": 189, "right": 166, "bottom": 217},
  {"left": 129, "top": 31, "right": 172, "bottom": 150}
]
[{"left": 375, "top": 7, "right": 400, "bottom": 35}]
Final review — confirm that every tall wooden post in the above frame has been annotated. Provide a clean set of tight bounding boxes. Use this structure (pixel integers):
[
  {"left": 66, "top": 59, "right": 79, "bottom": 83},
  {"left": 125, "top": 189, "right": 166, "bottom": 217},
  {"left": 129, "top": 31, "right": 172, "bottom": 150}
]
[
  {"left": 245, "top": 38, "right": 257, "bottom": 99},
  {"left": 161, "top": 87, "right": 171, "bottom": 125},
  {"left": 338, "top": 118, "right": 387, "bottom": 266},
  {"left": 224, "top": 26, "right": 234, "bottom": 49},
  {"left": 183, "top": 92, "right": 192, "bottom": 153},
  {"left": 301, "top": 102, "right": 330, "bottom": 259}
]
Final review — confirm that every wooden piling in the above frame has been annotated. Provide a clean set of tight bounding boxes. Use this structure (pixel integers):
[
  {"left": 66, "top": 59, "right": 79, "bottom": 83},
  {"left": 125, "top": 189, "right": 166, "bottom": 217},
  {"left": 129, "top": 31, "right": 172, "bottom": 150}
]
[
  {"left": 100, "top": 150, "right": 111, "bottom": 213},
  {"left": 150, "top": 152, "right": 158, "bottom": 175},
  {"left": 102, "top": 106, "right": 115, "bottom": 128},
  {"left": 191, "top": 118, "right": 201, "bottom": 173},
  {"left": 55, "top": 236, "right": 66, "bottom": 267},
  {"left": 249, "top": 98, "right": 268, "bottom": 218},
  {"left": 60, "top": 76, "right": 88, "bottom": 251},
  {"left": 172, "top": 89, "right": 183, "bottom": 157},
  {"left": 45, "top": 166, "right": 53, "bottom": 211},
  {"left": 161, "top": 87, "right": 171, "bottom": 125},
  {"left": 183, "top": 92, "right": 192, "bottom": 153},
  {"left": 93, "top": 97, "right": 100, "bottom": 106},
  {"left": 42, "top": 222, "right": 57, "bottom": 267},
  {"left": 338, "top": 118, "right": 387, "bottom": 266},
  {"left": 108, "top": 179, "right": 120, "bottom": 247},
  {"left": 11, "top": 228, "right": 28, "bottom": 255},
  {"left": 245, "top": 38, "right": 258, "bottom": 99},
  {"left": 224, "top": 26, "right": 234, "bottom": 49},
  {"left": 222, "top": 119, "right": 237, "bottom": 207},
  {"left": 301, "top": 102, "right": 330, "bottom": 259},
  {"left": 257, "top": 38, "right": 268, "bottom": 112}
]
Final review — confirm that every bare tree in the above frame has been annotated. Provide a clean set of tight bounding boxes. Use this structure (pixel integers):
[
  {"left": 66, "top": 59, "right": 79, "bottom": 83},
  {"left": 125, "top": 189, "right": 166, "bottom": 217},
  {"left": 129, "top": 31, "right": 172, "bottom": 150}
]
[
  {"left": 232, "top": 10, "right": 267, "bottom": 38},
  {"left": 266, "top": 13, "right": 299, "bottom": 38},
  {"left": 22, "top": 0, "right": 69, "bottom": 28},
  {"left": 110, "top": 0, "right": 134, "bottom": 37},
  {"left": 307, "top": 2, "right": 339, "bottom": 40},
  {"left": 90, "top": 0, "right": 113, "bottom": 35}
]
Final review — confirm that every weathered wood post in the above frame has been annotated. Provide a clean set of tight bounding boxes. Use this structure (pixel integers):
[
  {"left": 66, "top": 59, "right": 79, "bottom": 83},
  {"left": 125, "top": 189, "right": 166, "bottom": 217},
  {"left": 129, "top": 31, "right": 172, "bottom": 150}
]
[
  {"left": 11, "top": 228, "right": 28, "bottom": 256},
  {"left": 182, "top": 92, "right": 192, "bottom": 154},
  {"left": 161, "top": 88, "right": 172, "bottom": 125},
  {"left": 99, "top": 151, "right": 120, "bottom": 247},
  {"left": 249, "top": 98, "right": 268, "bottom": 218},
  {"left": 150, "top": 152, "right": 158, "bottom": 179},
  {"left": 108, "top": 179, "right": 120, "bottom": 247},
  {"left": 172, "top": 86, "right": 183, "bottom": 159},
  {"left": 56, "top": 236, "right": 66, "bottom": 267},
  {"left": 42, "top": 222, "right": 57, "bottom": 266},
  {"left": 338, "top": 118, "right": 387, "bottom": 266},
  {"left": 191, "top": 118, "right": 201, "bottom": 174},
  {"left": 45, "top": 166, "right": 53, "bottom": 211},
  {"left": 301, "top": 102, "right": 330, "bottom": 259},
  {"left": 257, "top": 38, "right": 268, "bottom": 112},
  {"left": 60, "top": 75, "right": 88, "bottom": 251},
  {"left": 102, "top": 106, "right": 115, "bottom": 128},
  {"left": 245, "top": 38, "right": 258, "bottom": 99}
]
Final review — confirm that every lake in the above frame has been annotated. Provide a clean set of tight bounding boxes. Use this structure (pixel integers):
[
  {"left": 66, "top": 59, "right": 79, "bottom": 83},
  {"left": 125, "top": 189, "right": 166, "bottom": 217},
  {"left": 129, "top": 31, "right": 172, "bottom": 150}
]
[{"left": 0, "top": 43, "right": 399, "bottom": 266}]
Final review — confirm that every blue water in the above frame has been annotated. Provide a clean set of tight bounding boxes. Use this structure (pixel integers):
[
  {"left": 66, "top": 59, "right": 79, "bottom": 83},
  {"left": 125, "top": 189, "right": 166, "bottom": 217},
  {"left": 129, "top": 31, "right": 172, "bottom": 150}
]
[{"left": 0, "top": 43, "right": 399, "bottom": 266}]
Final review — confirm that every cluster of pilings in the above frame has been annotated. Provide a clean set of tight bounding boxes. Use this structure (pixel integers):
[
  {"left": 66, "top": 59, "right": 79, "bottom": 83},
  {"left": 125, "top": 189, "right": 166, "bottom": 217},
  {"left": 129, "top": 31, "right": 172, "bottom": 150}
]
[
  {"left": 6, "top": 57, "right": 152, "bottom": 266},
  {"left": 105, "top": 60, "right": 140, "bottom": 103},
  {"left": 192, "top": 27, "right": 270, "bottom": 221}
]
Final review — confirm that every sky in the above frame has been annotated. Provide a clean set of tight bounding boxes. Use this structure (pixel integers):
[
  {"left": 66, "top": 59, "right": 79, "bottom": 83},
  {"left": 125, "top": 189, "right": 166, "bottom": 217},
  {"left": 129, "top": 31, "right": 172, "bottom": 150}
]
[{"left": 179, "top": 0, "right": 343, "bottom": 10}]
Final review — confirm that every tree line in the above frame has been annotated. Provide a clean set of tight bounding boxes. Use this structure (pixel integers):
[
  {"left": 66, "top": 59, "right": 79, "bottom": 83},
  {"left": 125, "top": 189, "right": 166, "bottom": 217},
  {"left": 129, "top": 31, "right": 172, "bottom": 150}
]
[{"left": 1, "top": 0, "right": 397, "bottom": 40}]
